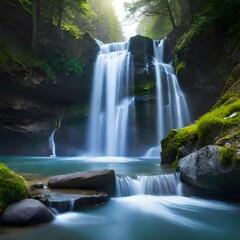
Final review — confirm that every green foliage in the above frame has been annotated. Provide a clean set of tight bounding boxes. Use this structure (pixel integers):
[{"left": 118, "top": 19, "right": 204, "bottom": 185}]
[
  {"left": 175, "top": 61, "right": 185, "bottom": 74},
  {"left": 61, "top": 23, "right": 82, "bottom": 39},
  {"left": 64, "top": 58, "right": 85, "bottom": 76},
  {"left": 36, "top": 60, "right": 55, "bottom": 82},
  {"left": 125, "top": 0, "right": 190, "bottom": 38},
  {"left": 175, "top": 13, "right": 211, "bottom": 53},
  {"left": 134, "top": 81, "right": 155, "bottom": 96},
  {"left": 0, "top": 41, "right": 86, "bottom": 82},
  {"left": 88, "top": 0, "right": 123, "bottom": 42},
  {"left": 175, "top": 0, "right": 240, "bottom": 53},
  {"left": 0, "top": 163, "right": 27, "bottom": 212}
]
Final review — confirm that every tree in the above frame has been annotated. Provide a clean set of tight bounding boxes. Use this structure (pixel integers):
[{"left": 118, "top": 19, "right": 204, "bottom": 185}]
[
  {"left": 88, "top": 0, "right": 124, "bottom": 42},
  {"left": 124, "top": 0, "right": 181, "bottom": 30}
]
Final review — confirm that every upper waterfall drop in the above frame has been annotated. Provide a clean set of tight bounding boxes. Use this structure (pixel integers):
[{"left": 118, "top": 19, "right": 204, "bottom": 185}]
[{"left": 87, "top": 41, "right": 135, "bottom": 156}]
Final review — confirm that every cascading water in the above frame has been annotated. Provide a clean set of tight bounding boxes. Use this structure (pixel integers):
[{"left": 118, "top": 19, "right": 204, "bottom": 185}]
[
  {"left": 49, "top": 117, "right": 62, "bottom": 157},
  {"left": 144, "top": 39, "right": 191, "bottom": 157},
  {"left": 116, "top": 173, "right": 182, "bottom": 197},
  {"left": 87, "top": 42, "right": 134, "bottom": 156}
]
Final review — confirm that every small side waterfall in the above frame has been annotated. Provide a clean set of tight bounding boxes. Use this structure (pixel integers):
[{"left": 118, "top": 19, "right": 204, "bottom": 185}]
[
  {"left": 116, "top": 173, "right": 183, "bottom": 197},
  {"left": 49, "top": 116, "right": 63, "bottom": 157},
  {"left": 87, "top": 42, "right": 134, "bottom": 156},
  {"left": 144, "top": 39, "right": 191, "bottom": 157}
]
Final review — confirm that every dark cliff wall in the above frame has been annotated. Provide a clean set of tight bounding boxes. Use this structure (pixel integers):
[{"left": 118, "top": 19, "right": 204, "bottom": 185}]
[{"left": 0, "top": 13, "right": 99, "bottom": 155}]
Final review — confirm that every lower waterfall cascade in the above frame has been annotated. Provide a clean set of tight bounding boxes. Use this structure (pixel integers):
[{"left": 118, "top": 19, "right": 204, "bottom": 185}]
[{"left": 116, "top": 173, "right": 183, "bottom": 197}]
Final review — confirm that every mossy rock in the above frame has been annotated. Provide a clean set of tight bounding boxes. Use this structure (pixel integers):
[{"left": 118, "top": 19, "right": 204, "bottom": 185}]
[
  {"left": 161, "top": 125, "right": 198, "bottom": 164},
  {"left": 0, "top": 163, "right": 27, "bottom": 212},
  {"left": 161, "top": 99, "right": 240, "bottom": 166}
]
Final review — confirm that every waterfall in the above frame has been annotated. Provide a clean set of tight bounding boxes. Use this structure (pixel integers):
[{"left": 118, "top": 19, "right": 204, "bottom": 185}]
[
  {"left": 144, "top": 39, "right": 191, "bottom": 157},
  {"left": 154, "top": 39, "right": 191, "bottom": 141},
  {"left": 87, "top": 42, "right": 134, "bottom": 156},
  {"left": 49, "top": 116, "right": 63, "bottom": 157},
  {"left": 116, "top": 173, "right": 183, "bottom": 197}
]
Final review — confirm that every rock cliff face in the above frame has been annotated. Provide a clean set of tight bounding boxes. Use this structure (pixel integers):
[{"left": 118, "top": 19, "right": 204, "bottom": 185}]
[
  {"left": 0, "top": 31, "right": 98, "bottom": 155},
  {"left": 165, "top": 27, "right": 240, "bottom": 120}
]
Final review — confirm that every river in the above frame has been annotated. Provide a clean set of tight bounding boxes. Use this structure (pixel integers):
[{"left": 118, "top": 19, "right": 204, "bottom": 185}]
[{"left": 0, "top": 156, "right": 239, "bottom": 240}]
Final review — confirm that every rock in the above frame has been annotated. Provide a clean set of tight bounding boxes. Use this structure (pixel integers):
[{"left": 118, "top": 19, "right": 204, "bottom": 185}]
[
  {"left": 48, "top": 169, "right": 116, "bottom": 195},
  {"left": 30, "top": 183, "right": 44, "bottom": 189},
  {"left": 43, "top": 190, "right": 109, "bottom": 213},
  {"left": 177, "top": 145, "right": 240, "bottom": 198},
  {"left": 1, "top": 199, "right": 54, "bottom": 226},
  {"left": 129, "top": 35, "right": 154, "bottom": 57}
]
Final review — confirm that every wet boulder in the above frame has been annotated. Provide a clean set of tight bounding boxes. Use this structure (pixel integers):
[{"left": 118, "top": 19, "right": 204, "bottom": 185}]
[
  {"left": 1, "top": 199, "right": 54, "bottom": 226},
  {"left": 177, "top": 145, "right": 240, "bottom": 198},
  {"left": 48, "top": 169, "right": 116, "bottom": 196}
]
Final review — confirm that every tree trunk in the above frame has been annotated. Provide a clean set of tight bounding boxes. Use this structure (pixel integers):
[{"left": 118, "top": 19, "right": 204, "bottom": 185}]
[
  {"left": 57, "top": 0, "right": 63, "bottom": 33},
  {"left": 50, "top": 0, "right": 56, "bottom": 24},
  {"left": 163, "top": 0, "right": 176, "bottom": 29},
  {"left": 32, "top": 0, "right": 41, "bottom": 49}
]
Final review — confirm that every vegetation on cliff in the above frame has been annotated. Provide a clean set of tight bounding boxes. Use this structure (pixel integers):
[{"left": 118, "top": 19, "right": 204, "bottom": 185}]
[
  {"left": 161, "top": 65, "right": 240, "bottom": 167},
  {"left": 0, "top": 0, "right": 123, "bottom": 83},
  {"left": 0, "top": 163, "right": 27, "bottom": 212},
  {"left": 175, "top": 0, "right": 240, "bottom": 64}
]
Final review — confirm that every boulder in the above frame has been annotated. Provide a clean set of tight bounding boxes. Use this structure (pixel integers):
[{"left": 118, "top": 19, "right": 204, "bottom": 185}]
[
  {"left": 48, "top": 169, "right": 116, "bottom": 195},
  {"left": 177, "top": 145, "right": 240, "bottom": 198},
  {"left": 129, "top": 35, "right": 154, "bottom": 57},
  {"left": 1, "top": 199, "right": 54, "bottom": 226},
  {"left": 44, "top": 191, "right": 109, "bottom": 213}
]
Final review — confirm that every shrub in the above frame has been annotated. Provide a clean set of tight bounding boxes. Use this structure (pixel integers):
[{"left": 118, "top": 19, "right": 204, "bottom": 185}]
[{"left": 0, "top": 163, "right": 27, "bottom": 212}]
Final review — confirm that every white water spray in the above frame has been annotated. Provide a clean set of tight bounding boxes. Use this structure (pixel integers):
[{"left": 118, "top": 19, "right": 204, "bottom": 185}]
[{"left": 116, "top": 173, "right": 183, "bottom": 197}]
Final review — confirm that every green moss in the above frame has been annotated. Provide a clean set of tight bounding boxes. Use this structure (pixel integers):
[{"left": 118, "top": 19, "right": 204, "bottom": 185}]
[
  {"left": 216, "top": 127, "right": 240, "bottom": 146},
  {"left": 175, "top": 61, "right": 185, "bottom": 75},
  {"left": 161, "top": 98, "right": 240, "bottom": 166},
  {"left": 161, "top": 125, "right": 197, "bottom": 164},
  {"left": 0, "top": 163, "right": 27, "bottom": 212},
  {"left": 134, "top": 81, "right": 155, "bottom": 96},
  {"left": 196, "top": 99, "right": 240, "bottom": 141},
  {"left": 65, "top": 104, "right": 89, "bottom": 122},
  {"left": 218, "top": 146, "right": 236, "bottom": 167}
]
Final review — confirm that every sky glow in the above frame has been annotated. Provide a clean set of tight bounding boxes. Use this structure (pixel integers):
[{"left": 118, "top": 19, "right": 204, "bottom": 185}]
[{"left": 112, "top": 0, "right": 138, "bottom": 40}]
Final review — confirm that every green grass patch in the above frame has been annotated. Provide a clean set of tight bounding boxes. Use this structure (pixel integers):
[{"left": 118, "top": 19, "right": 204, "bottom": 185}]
[{"left": 0, "top": 163, "right": 27, "bottom": 212}]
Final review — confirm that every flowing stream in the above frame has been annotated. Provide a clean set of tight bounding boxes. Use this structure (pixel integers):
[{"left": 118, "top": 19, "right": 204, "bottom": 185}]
[{"left": 0, "top": 156, "right": 240, "bottom": 240}]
